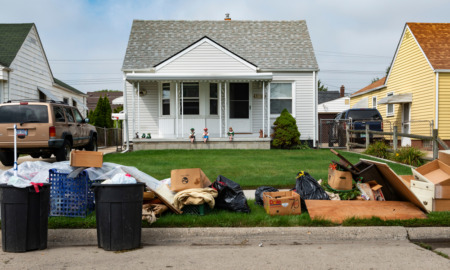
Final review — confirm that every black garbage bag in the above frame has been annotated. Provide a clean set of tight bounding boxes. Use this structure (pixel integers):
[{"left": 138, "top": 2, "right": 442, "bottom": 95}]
[
  {"left": 294, "top": 171, "right": 330, "bottom": 211},
  {"left": 212, "top": 175, "right": 251, "bottom": 213},
  {"left": 254, "top": 186, "right": 279, "bottom": 206}
]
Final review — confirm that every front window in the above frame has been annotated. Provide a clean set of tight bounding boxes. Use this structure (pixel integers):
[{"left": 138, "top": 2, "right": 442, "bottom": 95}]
[
  {"left": 387, "top": 92, "right": 394, "bottom": 116},
  {"left": 63, "top": 107, "right": 75, "bottom": 122},
  {"left": 209, "top": 83, "right": 218, "bottom": 115},
  {"left": 73, "top": 109, "right": 83, "bottom": 123},
  {"left": 181, "top": 82, "right": 199, "bottom": 115},
  {"left": 162, "top": 83, "right": 170, "bottom": 115},
  {"left": 270, "top": 83, "right": 292, "bottom": 114}
]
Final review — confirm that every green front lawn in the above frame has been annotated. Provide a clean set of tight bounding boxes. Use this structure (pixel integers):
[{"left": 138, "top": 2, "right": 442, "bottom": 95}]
[{"left": 103, "top": 149, "right": 413, "bottom": 189}]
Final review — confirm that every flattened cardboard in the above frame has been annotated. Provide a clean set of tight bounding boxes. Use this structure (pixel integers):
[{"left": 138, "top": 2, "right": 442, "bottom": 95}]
[
  {"left": 69, "top": 150, "right": 103, "bottom": 168},
  {"left": 263, "top": 191, "right": 301, "bottom": 216},
  {"left": 328, "top": 168, "right": 353, "bottom": 190},
  {"left": 170, "top": 168, "right": 212, "bottom": 192},
  {"left": 305, "top": 200, "right": 427, "bottom": 223},
  {"left": 360, "top": 159, "right": 427, "bottom": 212}
]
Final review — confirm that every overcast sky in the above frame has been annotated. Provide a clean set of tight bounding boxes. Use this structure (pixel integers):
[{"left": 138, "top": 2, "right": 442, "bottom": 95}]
[{"left": 1, "top": 0, "right": 449, "bottom": 94}]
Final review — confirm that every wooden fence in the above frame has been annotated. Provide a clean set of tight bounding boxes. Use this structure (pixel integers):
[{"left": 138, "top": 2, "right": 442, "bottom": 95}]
[{"left": 346, "top": 126, "right": 449, "bottom": 160}]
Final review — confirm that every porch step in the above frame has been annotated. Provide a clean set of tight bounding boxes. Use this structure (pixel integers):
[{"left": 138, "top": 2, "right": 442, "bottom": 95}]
[{"left": 132, "top": 138, "right": 271, "bottom": 150}]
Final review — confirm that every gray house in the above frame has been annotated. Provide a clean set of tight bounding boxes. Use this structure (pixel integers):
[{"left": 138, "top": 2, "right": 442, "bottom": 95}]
[
  {"left": 122, "top": 19, "right": 319, "bottom": 147},
  {"left": 0, "top": 23, "right": 88, "bottom": 115}
]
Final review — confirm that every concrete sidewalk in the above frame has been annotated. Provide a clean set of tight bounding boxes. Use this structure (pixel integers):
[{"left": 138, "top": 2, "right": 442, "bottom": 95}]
[{"left": 45, "top": 227, "right": 450, "bottom": 247}]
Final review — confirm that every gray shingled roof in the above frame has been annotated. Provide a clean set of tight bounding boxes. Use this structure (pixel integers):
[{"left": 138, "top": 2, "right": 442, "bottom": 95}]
[
  {"left": 0, "top": 23, "right": 33, "bottom": 67},
  {"left": 318, "top": 91, "right": 342, "bottom": 104},
  {"left": 122, "top": 20, "right": 318, "bottom": 71}
]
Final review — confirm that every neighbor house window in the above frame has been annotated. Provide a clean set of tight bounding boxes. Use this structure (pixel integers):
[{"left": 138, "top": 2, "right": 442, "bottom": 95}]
[
  {"left": 39, "top": 91, "right": 46, "bottom": 101},
  {"left": 209, "top": 83, "right": 218, "bottom": 115},
  {"left": 162, "top": 83, "right": 170, "bottom": 115},
  {"left": 372, "top": 96, "right": 377, "bottom": 109},
  {"left": 270, "top": 83, "right": 292, "bottom": 114},
  {"left": 63, "top": 97, "right": 69, "bottom": 104},
  {"left": 386, "top": 92, "right": 394, "bottom": 116},
  {"left": 181, "top": 82, "right": 199, "bottom": 115},
  {"left": 73, "top": 99, "right": 77, "bottom": 108}
]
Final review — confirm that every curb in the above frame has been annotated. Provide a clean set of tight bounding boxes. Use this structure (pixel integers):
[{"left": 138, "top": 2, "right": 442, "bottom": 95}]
[{"left": 43, "top": 227, "right": 450, "bottom": 247}]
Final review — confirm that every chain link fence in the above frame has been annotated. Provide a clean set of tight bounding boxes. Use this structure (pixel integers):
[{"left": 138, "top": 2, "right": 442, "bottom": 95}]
[{"left": 95, "top": 127, "right": 123, "bottom": 151}]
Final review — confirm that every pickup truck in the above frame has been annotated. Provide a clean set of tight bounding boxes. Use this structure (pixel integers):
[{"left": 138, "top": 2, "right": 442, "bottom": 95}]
[{"left": 330, "top": 108, "right": 383, "bottom": 146}]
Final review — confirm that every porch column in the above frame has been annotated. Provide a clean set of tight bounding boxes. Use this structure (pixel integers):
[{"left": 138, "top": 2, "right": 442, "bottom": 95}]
[
  {"left": 181, "top": 82, "right": 184, "bottom": 139},
  {"left": 132, "top": 82, "right": 136, "bottom": 139},
  {"left": 219, "top": 83, "right": 222, "bottom": 137},
  {"left": 267, "top": 82, "right": 271, "bottom": 138},
  {"left": 175, "top": 82, "right": 178, "bottom": 138},
  {"left": 262, "top": 81, "right": 265, "bottom": 137}
]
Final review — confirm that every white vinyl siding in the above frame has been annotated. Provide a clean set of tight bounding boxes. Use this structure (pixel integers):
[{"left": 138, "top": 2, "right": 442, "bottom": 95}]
[
  {"left": 7, "top": 26, "right": 87, "bottom": 115},
  {"left": 158, "top": 41, "right": 255, "bottom": 74}
]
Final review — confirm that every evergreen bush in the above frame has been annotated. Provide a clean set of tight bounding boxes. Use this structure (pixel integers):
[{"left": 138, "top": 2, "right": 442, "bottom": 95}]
[{"left": 271, "top": 109, "right": 301, "bottom": 149}]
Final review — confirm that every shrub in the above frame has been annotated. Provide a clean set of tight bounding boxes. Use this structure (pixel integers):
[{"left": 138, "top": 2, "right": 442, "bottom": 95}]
[
  {"left": 393, "top": 147, "right": 425, "bottom": 167},
  {"left": 271, "top": 109, "right": 301, "bottom": 149},
  {"left": 364, "top": 140, "right": 391, "bottom": 159}
]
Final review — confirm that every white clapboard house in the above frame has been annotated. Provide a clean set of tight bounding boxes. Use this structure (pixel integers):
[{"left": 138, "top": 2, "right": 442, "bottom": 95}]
[
  {"left": 121, "top": 18, "right": 319, "bottom": 149},
  {"left": 0, "top": 23, "right": 88, "bottom": 114}
]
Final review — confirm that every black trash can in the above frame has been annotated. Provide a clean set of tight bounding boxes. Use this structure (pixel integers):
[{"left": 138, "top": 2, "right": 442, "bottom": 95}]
[
  {"left": 92, "top": 183, "right": 145, "bottom": 251},
  {"left": 0, "top": 183, "right": 51, "bottom": 253}
]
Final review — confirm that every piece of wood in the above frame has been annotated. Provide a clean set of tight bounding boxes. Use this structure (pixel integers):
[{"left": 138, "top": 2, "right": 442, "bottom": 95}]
[
  {"left": 360, "top": 159, "right": 427, "bottom": 212},
  {"left": 330, "top": 149, "right": 360, "bottom": 172},
  {"left": 305, "top": 200, "right": 427, "bottom": 223}
]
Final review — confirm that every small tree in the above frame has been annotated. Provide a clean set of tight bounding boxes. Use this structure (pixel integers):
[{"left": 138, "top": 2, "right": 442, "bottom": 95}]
[{"left": 271, "top": 109, "right": 301, "bottom": 149}]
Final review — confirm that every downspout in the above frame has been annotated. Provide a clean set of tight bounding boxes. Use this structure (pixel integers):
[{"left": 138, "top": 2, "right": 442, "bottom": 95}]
[
  {"left": 7, "top": 70, "right": 11, "bottom": 101},
  {"left": 138, "top": 82, "right": 140, "bottom": 137},
  {"left": 267, "top": 82, "right": 271, "bottom": 138},
  {"left": 313, "top": 71, "right": 318, "bottom": 147},
  {"left": 122, "top": 73, "right": 130, "bottom": 153},
  {"left": 435, "top": 72, "right": 439, "bottom": 129}
]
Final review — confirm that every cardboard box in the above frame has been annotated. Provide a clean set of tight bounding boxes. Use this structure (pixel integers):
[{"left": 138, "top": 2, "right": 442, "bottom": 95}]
[
  {"left": 69, "top": 150, "right": 103, "bottom": 168},
  {"left": 328, "top": 168, "right": 353, "bottom": 190},
  {"left": 412, "top": 159, "right": 450, "bottom": 199},
  {"left": 356, "top": 181, "right": 385, "bottom": 201},
  {"left": 170, "top": 168, "right": 211, "bottom": 192},
  {"left": 263, "top": 191, "right": 301, "bottom": 216}
]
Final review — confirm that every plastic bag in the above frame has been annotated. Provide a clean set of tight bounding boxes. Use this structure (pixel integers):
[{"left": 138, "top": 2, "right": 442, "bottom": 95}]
[
  {"left": 102, "top": 173, "right": 137, "bottom": 184},
  {"left": 254, "top": 186, "right": 279, "bottom": 206},
  {"left": 294, "top": 171, "right": 330, "bottom": 210},
  {"left": 211, "top": 175, "right": 251, "bottom": 213}
]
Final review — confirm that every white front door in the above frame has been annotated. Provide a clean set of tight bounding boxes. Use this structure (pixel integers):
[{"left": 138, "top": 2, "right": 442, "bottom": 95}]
[
  {"left": 228, "top": 83, "right": 251, "bottom": 133},
  {"left": 401, "top": 103, "right": 411, "bottom": 146}
]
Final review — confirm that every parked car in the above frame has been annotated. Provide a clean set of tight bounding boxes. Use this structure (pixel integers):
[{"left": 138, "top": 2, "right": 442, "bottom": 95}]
[
  {"left": 330, "top": 108, "right": 383, "bottom": 146},
  {"left": 0, "top": 100, "right": 98, "bottom": 165}
]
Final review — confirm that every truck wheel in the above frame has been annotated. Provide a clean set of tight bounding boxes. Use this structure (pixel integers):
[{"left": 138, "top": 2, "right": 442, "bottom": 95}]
[
  {"left": 85, "top": 135, "right": 98, "bottom": 151},
  {"left": 55, "top": 140, "right": 72, "bottom": 161},
  {"left": 0, "top": 151, "right": 15, "bottom": 166}
]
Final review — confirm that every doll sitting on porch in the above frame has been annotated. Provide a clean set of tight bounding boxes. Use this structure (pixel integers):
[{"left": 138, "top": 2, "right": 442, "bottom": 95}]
[
  {"left": 202, "top": 128, "right": 209, "bottom": 143},
  {"left": 189, "top": 128, "right": 195, "bottom": 143},
  {"left": 227, "top": 127, "right": 234, "bottom": 141}
]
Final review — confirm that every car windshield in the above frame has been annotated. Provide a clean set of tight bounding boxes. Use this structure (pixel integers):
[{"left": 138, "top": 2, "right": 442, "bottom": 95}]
[
  {"left": 347, "top": 110, "right": 381, "bottom": 120},
  {"left": 0, "top": 105, "right": 49, "bottom": 123}
]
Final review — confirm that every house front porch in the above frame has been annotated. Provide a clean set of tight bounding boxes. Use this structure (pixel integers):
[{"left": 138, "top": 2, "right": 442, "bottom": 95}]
[{"left": 132, "top": 136, "right": 271, "bottom": 150}]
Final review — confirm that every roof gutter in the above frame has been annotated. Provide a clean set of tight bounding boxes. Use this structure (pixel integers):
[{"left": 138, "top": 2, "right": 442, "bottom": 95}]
[
  {"left": 435, "top": 69, "right": 450, "bottom": 73},
  {"left": 351, "top": 85, "right": 386, "bottom": 98},
  {"left": 259, "top": 68, "right": 320, "bottom": 72},
  {"left": 126, "top": 73, "right": 274, "bottom": 81}
]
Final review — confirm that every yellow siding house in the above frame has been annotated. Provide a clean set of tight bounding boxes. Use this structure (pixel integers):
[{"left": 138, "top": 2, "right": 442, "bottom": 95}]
[{"left": 350, "top": 23, "right": 450, "bottom": 147}]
